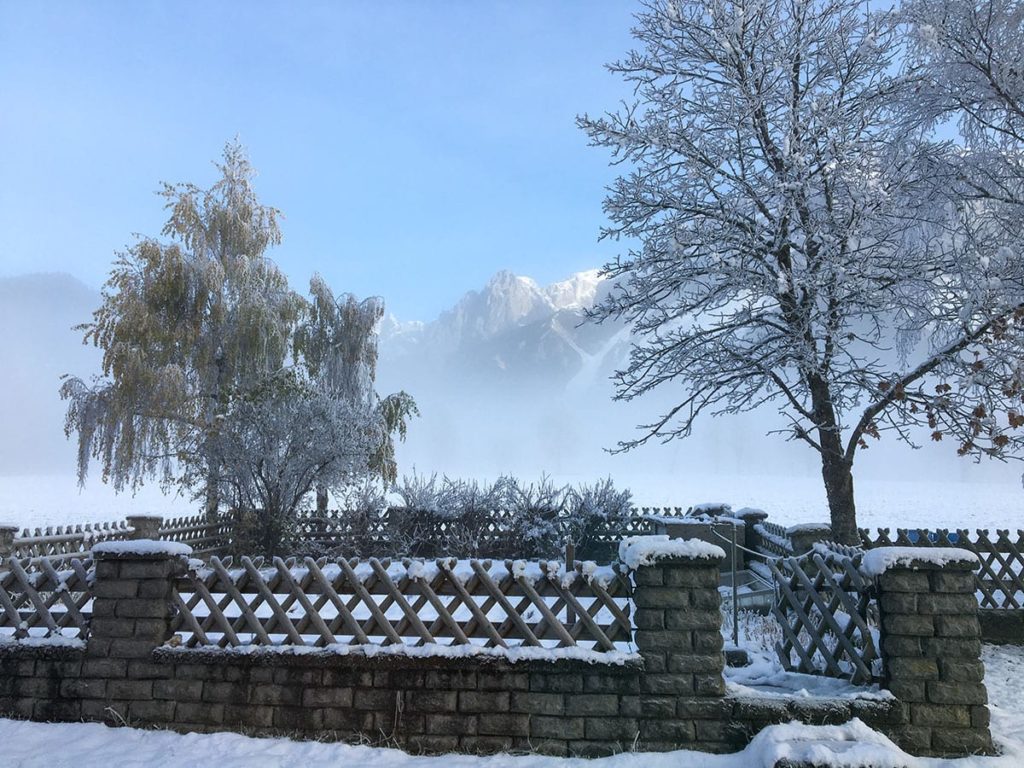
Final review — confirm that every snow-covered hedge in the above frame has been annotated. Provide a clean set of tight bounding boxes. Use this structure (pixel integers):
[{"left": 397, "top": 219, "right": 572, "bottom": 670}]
[{"left": 303, "top": 474, "right": 633, "bottom": 560}]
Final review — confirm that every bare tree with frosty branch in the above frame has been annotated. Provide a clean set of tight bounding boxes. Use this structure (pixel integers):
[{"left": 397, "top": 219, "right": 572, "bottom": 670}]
[{"left": 579, "top": 0, "right": 1024, "bottom": 542}]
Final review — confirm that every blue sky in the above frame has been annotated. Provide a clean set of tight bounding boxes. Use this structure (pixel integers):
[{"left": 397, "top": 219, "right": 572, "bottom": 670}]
[{"left": 0, "top": 1, "right": 639, "bottom": 320}]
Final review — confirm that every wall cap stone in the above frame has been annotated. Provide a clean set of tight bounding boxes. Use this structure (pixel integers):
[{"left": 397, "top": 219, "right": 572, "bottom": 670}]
[{"left": 861, "top": 547, "right": 977, "bottom": 577}]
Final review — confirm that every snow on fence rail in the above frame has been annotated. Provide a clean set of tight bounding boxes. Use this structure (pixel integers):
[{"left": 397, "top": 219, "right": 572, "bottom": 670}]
[
  {"left": 9, "top": 513, "right": 230, "bottom": 564},
  {"left": 0, "top": 556, "right": 94, "bottom": 642},
  {"left": 768, "top": 544, "right": 879, "bottom": 686},
  {"left": 169, "top": 554, "right": 634, "bottom": 654},
  {"left": 860, "top": 527, "right": 1024, "bottom": 609}
]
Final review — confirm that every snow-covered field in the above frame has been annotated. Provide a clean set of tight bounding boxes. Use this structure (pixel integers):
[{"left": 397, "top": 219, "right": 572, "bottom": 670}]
[
  {"left": 1, "top": 472, "right": 1020, "bottom": 534},
  {"left": 2, "top": 643, "right": 1022, "bottom": 767}
]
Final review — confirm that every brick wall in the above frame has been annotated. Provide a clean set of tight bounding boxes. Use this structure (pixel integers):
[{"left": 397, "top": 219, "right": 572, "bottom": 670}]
[{"left": 0, "top": 542, "right": 995, "bottom": 758}]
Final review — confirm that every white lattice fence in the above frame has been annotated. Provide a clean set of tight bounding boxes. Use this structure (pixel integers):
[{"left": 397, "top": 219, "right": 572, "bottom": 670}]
[
  {"left": 0, "top": 556, "right": 94, "bottom": 641},
  {"left": 170, "top": 555, "right": 634, "bottom": 653}
]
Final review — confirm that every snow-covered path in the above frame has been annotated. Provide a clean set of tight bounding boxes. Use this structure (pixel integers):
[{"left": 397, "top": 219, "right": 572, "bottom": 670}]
[{"left": 2, "top": 644, "right": 1022, "bottom": 768}]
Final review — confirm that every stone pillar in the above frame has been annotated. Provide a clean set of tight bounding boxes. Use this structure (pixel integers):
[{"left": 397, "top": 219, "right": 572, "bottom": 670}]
[
  {"left": 83, "top": 542, "right": 190, "bottom": 724},
  {"left": 126, "top": 515, "right": 164, "bottom": 540},
  {"left": 0, "top": 524, "right": 19, "bottom": 559},
  {"left": 787, "top": 523, "right": 833, "bottom": 555},
  {"left": 627, "top": 539, "right": 726, "bottom": 749},
  {"left": 873, "top": 549, "right": 993, "bottom": 757},
  {"left": 732, "top": 509, "right": 767, "bottom": 557}
]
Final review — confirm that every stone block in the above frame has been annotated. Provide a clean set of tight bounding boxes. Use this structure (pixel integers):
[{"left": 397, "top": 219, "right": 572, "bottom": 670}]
[
  {"left": 459, "top": 690, "right": 510, "bottom": 714},
  {"left": 585, "top": 716, "right": 638, "bottom": 740},
  {"left": 641, "top": 696, "right": 676, "bottom": 719},
  {"left": 531, "top": 739, "right": 569, "bottom": 756},
  {"left": 274, "top": 668, "right": 323, "bottom": 686},
  {"left": 582, "top": 673, "right": 639, "bottom": 695},
  {"left": 693, "top": 673, "right": 726, "bottom": 696},
  {"left": 881, "top": 635, "right": 922, "bottom": 656},
  {"left": 878, "top": 571, "right": 930, "bottom": 593},
  {"left": 693, "top": 630, "right": 724, "bottom": 653},
  {"left": 107, "top": 679, "right": 152, "bottom": 699},
  {"left": 565, "top": 694, "right": 619, "bottom": 716},
  {"left": 353, "top": 687, "right": 395, "bottom": 710},
  {"left": 668, "top": 653, "right": 724, "bottom": 674},
  {"left": 918, "top": 593, "right": 979, "bottom": 615},
  {"left": 931, "top": 727, "right": 994, "bottom": 756},
  {"left": 929, "top": 572, "right": 976, "bottom": 594},
  {"left": 273, "top": 706, "right": 323, "bottom": 731},
  {"left": 130, "top": 699, "right": 176, "bottom": 722},
  {"left": 633, "top": 609, "right": 665, "bottom": 630},
  {"left": 108, "top": 639, "right": 163, "bottom": 659},
  {"left": 404, "top": 689, "right": 456, "bottom": 713},
  {"left": 677, "top": 697, "right": 732, "bottom": 719},
  {"left": 478, "top": 713, "right": 530, "bottom": 736},
  {"left": 664, "top": 567, "right": 720, "bottom": 588},
  {"left": 425, "top": 713, "right": 477, "bottom": 736},
  {"left": 911, "top": 703, "right": 971, "bottom": 727},
  {"left": 893, "top": 725, "right": 932, "bottom": 753},
  {"left": 933, "top": 615, "right": 981, "bottom": 638},
  {"left": 321, "top": 707, "right": 371, "bottom": 732},
  {"left": 60, "top": 678, "right": 106, "bottom": 699},
  {"left": 922, "top": 637, "right": 982, "bottom": 658},
  {"left": 666, "top": 610, "right": 721, "bottom": 631},
  {"left": 479, "top": 672, "right": 528, "bottom": 692},
  {"left": 136, "top": 579, "right": 174, "bottom": 599},
  {"left": 689, "top": 589, "right": 722, "bottom": 610},
  {"left": 632, "top": 568, "right": 664, "bottom": 587},
  {"left": 640, "top": 718, "right": 695, "bottom": 742},
  {"left": 634, "top": 588, "right": 689, "bottom": 609},
  {"left": 530, "top": 672, "right": 582, "bottom": 693},
  {"left": 175, "top": 701, "right": 225, "bottom": 726},
  {"left": 886, "top": 680, "right": 926, "bottom": 702},
  {"left": 641, "top": 674, "right": 693, "bottom": 695},
  {"left": 879, "top": 593, "right": 916, "bottom": 613},
  {"left": 126, "top": 660, "right": 172, "bottom": 680},
  {"left": 425, "top": 670, "right": 477, "bottom": 690},
  {"left": 887, "top": 657, "right": 938, "bottom": 680},
  {"left": 634, "top": 629, "right": 690, "bottom": 653},
  {"left": 92, "top": 581, "right": 138, "bottom": 599},
  {"left": 883, "top": 615, "right": 934, "bottom": 636},
  {"left": 34, "top": 699, "right": 81, "bottom": 722},
  {"left": 927, "top": 681, "right": 987, "bottom": 706},
  {"left": 971, "top": 705, "right": 990, "bottom": 728},
  {"left": 116, "top": 599, "right": 172, "bottom": 620},
  {"left": 204, "top": 682, "right": 253, "bottom": 705},
  {"left": 511, "top": 691, "right": 564, "bottom": 715},
  {"left": 153, "top": 679, "right": 203, "bottom": 701},
  {"left": 531, "top": 715, "right": 584, "bottom": 739}
]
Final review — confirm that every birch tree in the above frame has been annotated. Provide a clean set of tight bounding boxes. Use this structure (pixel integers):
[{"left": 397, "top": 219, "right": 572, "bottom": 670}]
[
  {"left": 61, "top": 143, "right": 416, "bottom": 532},
  {"left": 579, "top": 0, "right": 1024, "bottom": 542}
]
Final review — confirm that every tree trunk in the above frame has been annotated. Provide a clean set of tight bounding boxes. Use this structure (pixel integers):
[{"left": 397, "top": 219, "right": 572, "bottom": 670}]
[
  {"left": 204, "top": 467, "right": 220, "bottom": 520},
  {"left": 316, "top": 486, "right": 328, "bottom": 514},
  {"left": 820, "top": 448, "right": 858, "bottom": 544},
  {"left": 808, "top": 374, "right": 859, "bottom": 544}
]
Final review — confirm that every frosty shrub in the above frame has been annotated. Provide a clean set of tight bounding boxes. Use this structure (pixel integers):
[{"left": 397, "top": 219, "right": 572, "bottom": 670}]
[
  {"left": 325, "top": 473, "right": 634, "bottom": 560},
  {"left": 564, "top": 478, "right": 633, "bottom": 560}
]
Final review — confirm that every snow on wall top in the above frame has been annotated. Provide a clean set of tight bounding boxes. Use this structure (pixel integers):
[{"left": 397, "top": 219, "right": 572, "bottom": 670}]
[
  {"left": 92, "top": 540, "right": 193, "bottom": 557},
  {"left": 618, "top": 535, "right": 725, "bottom": 569},
  {"left": 860, "top": 546, "right": 977, "bottom": 577},
  {"left": 163, "top": 641, "right": 641, "bottom": 666},
  {"left": 785, "top": 523, "right": 832, "bottom": 534}
]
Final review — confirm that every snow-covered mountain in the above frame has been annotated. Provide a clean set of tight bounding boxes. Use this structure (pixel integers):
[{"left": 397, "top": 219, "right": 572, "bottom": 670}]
[{"left": 378, "top": 268, "right": 628, "bottom": 393}]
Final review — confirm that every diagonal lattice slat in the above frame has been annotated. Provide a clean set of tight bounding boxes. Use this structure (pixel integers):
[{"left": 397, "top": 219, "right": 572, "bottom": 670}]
[
  {"left": 860, "top": 527, "right": 1024, "bottom": 610},
  {"left": 768, "top": 545, "right": 879, "bottom": 686},
  {"left": 0, "top": 555, "right": 94, "bottom": 640},
  {"left": 170, "top": 555, "right": 633, "bottom": 653}
]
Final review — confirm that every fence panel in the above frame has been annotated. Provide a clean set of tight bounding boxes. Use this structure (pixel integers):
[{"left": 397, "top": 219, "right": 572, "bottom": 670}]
[
  {"left": 0, "top": 556, "right": 94, "bottom": 640},
  {"left": 860, "top": 527, "right": 1024, "bottom": 610},
  {"left": 170, "top": 555, "right": 633, "bottom": 653},
  {"left": 768, "top": 545, "right": 879, "bottom": 685}
]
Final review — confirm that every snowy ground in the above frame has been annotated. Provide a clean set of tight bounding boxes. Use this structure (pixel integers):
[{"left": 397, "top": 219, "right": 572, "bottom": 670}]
[
  {"left": 2, "top": 644, "right": 1022, "bottom": 767},
  {"left": 1, "top": 472, "right": 1021, "bottom": 533}
]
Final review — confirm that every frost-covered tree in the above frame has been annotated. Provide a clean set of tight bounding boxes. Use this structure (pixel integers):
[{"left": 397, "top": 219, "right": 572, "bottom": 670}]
[
  {"left": 297, "top": 276, "right": 418, "bottom": 510},
  {"left": 61, "top": 142, "right": 416, "bottom": 534},
  {"left": 579, "top": 0, "right": 1024, "bottom": 542},
  {"left": 61, "top": 142, "right": 301, "bottom": 515}
]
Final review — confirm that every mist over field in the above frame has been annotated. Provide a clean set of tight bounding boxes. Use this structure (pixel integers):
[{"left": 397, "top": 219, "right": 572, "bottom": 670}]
[{"left": 1, "top": 270, "right": 1019, "bottom": 531}]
